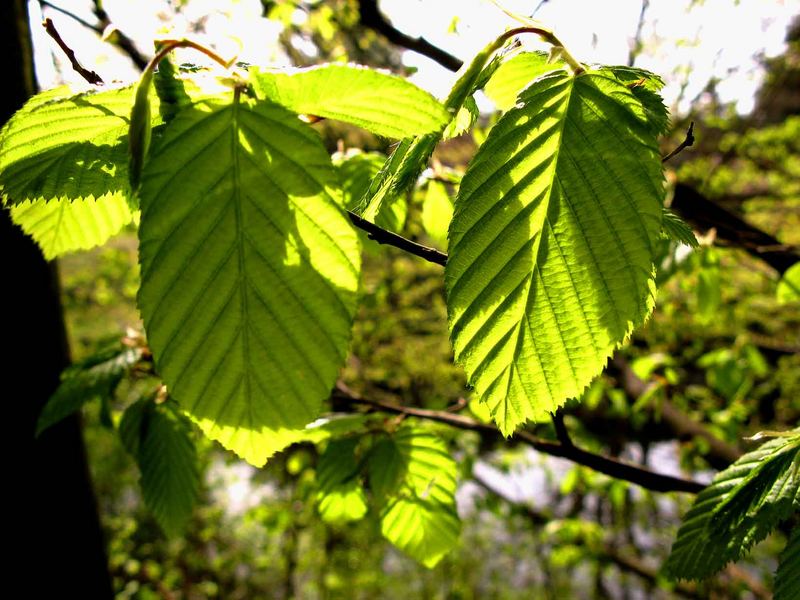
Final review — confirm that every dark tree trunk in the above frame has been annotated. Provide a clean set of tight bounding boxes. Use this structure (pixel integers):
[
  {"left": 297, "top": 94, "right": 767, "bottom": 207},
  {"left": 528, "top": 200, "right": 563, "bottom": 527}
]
[{"left": 2, "top": 2, "right": 113, "bottom": 596}]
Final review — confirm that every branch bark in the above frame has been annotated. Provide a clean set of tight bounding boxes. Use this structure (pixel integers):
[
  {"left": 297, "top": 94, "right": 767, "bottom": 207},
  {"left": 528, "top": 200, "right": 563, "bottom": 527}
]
[
  {"left": 333, "top": 384, "right": 705, "bottom": 494},
  {"left": 357, "top": 0, "right": 463, "bottom": 71}
]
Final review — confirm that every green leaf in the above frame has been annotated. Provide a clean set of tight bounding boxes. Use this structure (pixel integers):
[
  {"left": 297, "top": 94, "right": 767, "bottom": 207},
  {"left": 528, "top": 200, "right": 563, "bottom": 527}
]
[
  {"left": 663, "top": 433, "right": 800, "bottom": 580},
  {"left": 421, "top": 179, "right": 453, "bottom": 245},
  {"left": 775, "top": 527, "right": 800, "bottom": 600},
  {"left": 129, "top": 68, "right": 155, "bottom": 191},
  {"left": 777, "top": 263, "right": 800, "bottom": 304},
  {"left": 250, "top": 64, "right": 451, "bottom": 139},
  {"left": 338, "top": 151, "right": 406, "bottom": 235},
  {"left": 36, "top": 345, "right": 142, "bottom": 436},
  {"left": 316, "top": 437, "right": 368, "bottom": 524},
  {"left": 120, "top": 398, "right": 200, "bottom": 537},
  {"left": 372, "top": 425, "right": 461, "bottom": 568},
  {"left": 137, "top": 95, "right": 361, "bottom": 467},
  {"left": 442, "top": 96, "right": 479, "bottom": 139},
  {"left": 483, "top": 51, "right": 563, "bottom": 111},
  {"left": 359, "top": 33, "right": 517, "bottom": 226},
  {"left": 661, "top": 208, "right": 698, "bottom": 248},
  {"left": 0, "top": 85, "right": 135, "bottom": 206},
  {"left": 9, "top": 195, "right": 133, "bottom": 259},
  {"left": 446, "top": 70, "right": 664, "bottom": 435},
  {"left": 602, "top": 66, "right": 669, "bottom": 136}
]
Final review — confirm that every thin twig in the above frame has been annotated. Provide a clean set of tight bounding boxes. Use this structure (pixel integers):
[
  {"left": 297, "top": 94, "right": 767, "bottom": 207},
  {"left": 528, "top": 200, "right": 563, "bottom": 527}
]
[
  {"left": 42, "top": 18, "right": 104, "bottom": 85},
  {"left": 347, "top": 210, "right": 447, "bottom": 266},
  {"left": 552, "top": 408, "right": 573, "bottom": 448},
  {"left": 662, "top": 121, "right": 695, "bottom": 163},
  {"left": 39, "top": 1, "right": 102, "bottom": 34},
  {"left": 333, "top": 385, "right": 705, "bottom": 494}
]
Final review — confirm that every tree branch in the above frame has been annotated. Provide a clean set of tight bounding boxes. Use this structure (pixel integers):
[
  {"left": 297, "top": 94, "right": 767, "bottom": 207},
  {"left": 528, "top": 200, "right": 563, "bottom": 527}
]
[
  {"left": 662, "top": 121, "right": 694, "bottom": 163},
  {"left": 672, "top": 183, "right": 800, "bottom": 275},
  {"left": 357, "top": 0, "right": 463, "bottom": 72},
  {"left": 42, "top": 18, "right": 104, "bottom": 85},
  {"left": 333, "top": 384, "right": 705, "bottom": 494},
  {"left": 347, "top": 210, "right": 447, "bottom": 266}
]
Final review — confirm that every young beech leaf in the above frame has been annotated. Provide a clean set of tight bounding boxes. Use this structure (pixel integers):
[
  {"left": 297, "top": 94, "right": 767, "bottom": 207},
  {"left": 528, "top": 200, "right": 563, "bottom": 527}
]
[
  {"left": 664, "top": 433, "right": 799, "bottom": 580},
  {"left": 137, "top": 94, "right": 361, "bottom": 467},
  {"left": 128, "top": 68, "right": 155, "bottom": 191},
  {"left": 369, "top": 425, "right": 460, "bottom": 568},
  {"left": 120, "top": 397, "right": 200, "bottom": 537},
  {"left": 483, "top": 50, "right": 564, "bottom": 111},
  {"left": 249, "top": 64, "right": 450, "bottom": 139},
  {"left": 446, "top": 69, "right": 664, "bottom": 435},
  {"left": 316, "top": 437, "right": 368, "bottom": 524},
  {"left": 775, "top": 527, "right": 800, "bottom": 600},
  {"left": 36, "top": 345, "right": 142, "bottom": 436},
  {"left": 359, "top": 32, "right": 524, "bottom": 225}
]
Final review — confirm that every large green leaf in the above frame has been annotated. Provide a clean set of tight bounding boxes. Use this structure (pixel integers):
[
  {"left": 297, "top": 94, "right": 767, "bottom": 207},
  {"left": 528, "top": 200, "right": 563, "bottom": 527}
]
[
  {"left": 483, "top": 51, "right": 563, "bottom": 111},
  {"left": 10, "top": 195, "right": 133, "bottom": 259},
  {"left": 36, "top": 345, "right": 142, "bottom": 436},
  {"left": 316, "top": 437, "right": 368, "bottom": 524},
  {"left": 0, "top": 85, "right": 135, "bottom": 206},
  {"left": 370, "top": 425, "right": 460, "bottom": 568},
  {"left": 137, "top": 95, "right": 361, "bottom": 466},
  {"left": 663, "top": 433, "right": 800, "bottom": 580},
  {"left": 775, "top": 527, "right": 800, "bottom": 600},
  {"left": 120, "top": 397, "right": 199, "bottom": 537},
  {"left": 250, "top": 64, "right": 450, "bottom": 139},
  {"left": 446, "top": 69, "right": 664, "bottom": 435}
]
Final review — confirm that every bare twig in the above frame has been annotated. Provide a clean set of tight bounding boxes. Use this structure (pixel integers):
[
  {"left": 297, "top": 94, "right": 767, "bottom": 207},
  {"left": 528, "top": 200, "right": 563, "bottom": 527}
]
[
  {"left": 552, "top": 408, "right": 573, "bottom": 448},
  {"left": 42, "top": 18, "right": 104, "bottom": 84},
  {"left": 39, "top": 1, "right": 102, "bottom": 34},
  {"left": 91, "top": 1, "right": 148, "bottom": 70},
  {"left": 662, "top": 121, "right": 695, "bottom": 163},
  {"left": 333, "top": 384, "right": 705, "bottom": 494},
  {"left": 627, "top": 0, "right": 650, "bottom": 67},
  {"left": 347, "top": 210, "right": 448, "bottom": 266}
]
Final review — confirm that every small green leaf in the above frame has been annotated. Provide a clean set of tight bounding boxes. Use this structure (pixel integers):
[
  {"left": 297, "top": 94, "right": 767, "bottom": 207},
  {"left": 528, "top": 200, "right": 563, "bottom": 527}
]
[
  {"left": 10, "top": 194, "right": 133, "bottom": 259},
  {"left": 775, "top": 527, "right": 800, "bottom": 600},
  {"left": 442, "top": 96, "right": 479, "bottom": 139},
  {"left": 129, "top": 69, "right": 155, "bottom": 191},
  {"left": 664, "top": 433, "right": 800, "bottom": 580},
  {"left": 137, "top": 95, "right": 361, "bottom": 466},
  {"left": 250, "top": 64, "right": 451, "bottom": 139},
  {"left": 421, "top": 179, "right": 453, "bottom": 245},
  {"left": 316, "top": 437, "right": 368, "bottom": 524},
  {"left": 373, "top": 425, "right": 460, "bottom": 568},
  {"left": 37, "top": 345, "right": 141, "bottom": 436},
  {"left": 338, "top": 151, "right": 406, "bottom": 236},
  {"left": 777, "top": 263, "right": 800, "bottom": 304},
  {"left": 120, "top": 397, "right": 200, "bottom": 537},
  {"left": 661, "top": 208, "right": 698, "bottom": 247},
  {"left": 446, "top": 70, "right": 664, "bottom": 435},
  {"left": 484, "top": 51, "right": 563, "bottom": 111}
]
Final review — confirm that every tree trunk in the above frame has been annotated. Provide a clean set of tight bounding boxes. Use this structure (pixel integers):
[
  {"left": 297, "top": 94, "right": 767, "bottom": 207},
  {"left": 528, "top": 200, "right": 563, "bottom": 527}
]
[{"left": 2, "top": 2, "right": 113, "bottom": 596}]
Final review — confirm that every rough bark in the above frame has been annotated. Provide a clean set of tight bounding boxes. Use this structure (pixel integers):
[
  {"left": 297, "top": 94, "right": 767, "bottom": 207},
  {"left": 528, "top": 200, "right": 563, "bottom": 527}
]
[{"left": 2, "top": 2, "right": 113, "bottom": 596}]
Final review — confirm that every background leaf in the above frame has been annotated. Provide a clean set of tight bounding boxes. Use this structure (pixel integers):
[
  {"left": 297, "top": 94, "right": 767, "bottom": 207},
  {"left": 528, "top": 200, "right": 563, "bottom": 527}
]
[
  {"left": 446, "top": 70, "right": 664, "bottom": 435},
  {"left": 663, "top": 433, "right": 800, "bottom": 580},
  {"left": 316, "top": 437, "right": 368, "bottom": 524},
  {"left": 421, "top": 179, "right": 453, "bottom": 246},
  {"left": 37, "top": 345, "right": 141, "bottom": 436},
  {"left": 250, "top": 64, "right": 450, "bottom": 139},
  {"left": 777, "top": 262, "right": 800, "bottom": 304},
  {"left": 372, "top": 425, "right": 461, "bottom": 568},
  {"left": 137, "top": 96, "right": 361, "bottom": 466},
  {"left": 120, "top": 397, "right": 200, "bottom": 537},
  {"left": 775, "top": 527, "right": 799, "bottom": 600}
]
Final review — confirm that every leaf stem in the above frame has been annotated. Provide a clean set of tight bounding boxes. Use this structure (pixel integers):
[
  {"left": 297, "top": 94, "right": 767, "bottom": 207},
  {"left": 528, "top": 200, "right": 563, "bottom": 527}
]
[
  {"left": 492, "top": 26, "right": 584, "bottom": 76},
  {"left": 146, "top": 39, "right": 234, "bottom": 74}
]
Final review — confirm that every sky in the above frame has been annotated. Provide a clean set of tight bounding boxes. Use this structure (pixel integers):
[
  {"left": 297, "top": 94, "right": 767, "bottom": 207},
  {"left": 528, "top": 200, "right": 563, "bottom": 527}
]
[{"left": 30, "top": 0, "right": 799, "bottom": 115}]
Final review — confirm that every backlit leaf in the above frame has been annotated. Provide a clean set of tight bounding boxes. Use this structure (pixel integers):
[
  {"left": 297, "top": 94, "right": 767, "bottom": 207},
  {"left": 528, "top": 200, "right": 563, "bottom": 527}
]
[
  {"left": 137, "top": 94, "right": 361, "bottom": 466},
  {"left": 446, "top": 69, "right": 664, "bottom": 435}
]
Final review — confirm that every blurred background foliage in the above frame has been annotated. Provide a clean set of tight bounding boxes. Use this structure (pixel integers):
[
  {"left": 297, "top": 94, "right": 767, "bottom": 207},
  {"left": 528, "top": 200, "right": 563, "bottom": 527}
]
[{"left": 43, "top": 0, "right": 799, "bottom": 597}]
